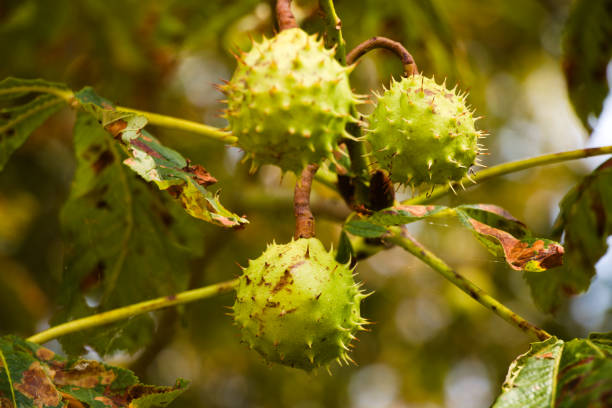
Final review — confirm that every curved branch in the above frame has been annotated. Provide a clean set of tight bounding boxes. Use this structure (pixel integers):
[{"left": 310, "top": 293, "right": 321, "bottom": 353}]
[
  {"left": 388, "top": 230, "right": 552, "bottom": 341},
  {"left": 276, "top": 0, "right": 298, "bottom": 30},
  {"left": 346, "top": 36, "right": 418, "bottom": 76},
  {"left": 116, "top": 106, "right": 237, "bottom": 144},
  {"left": 27, "top": 279, "right": 238, "bottom": 344},
  {"left": 294, "top": 164, "right": 319, "bottom": 239},
  {"left": 404, "top": 145, "right": 612, "bottom": 205}
]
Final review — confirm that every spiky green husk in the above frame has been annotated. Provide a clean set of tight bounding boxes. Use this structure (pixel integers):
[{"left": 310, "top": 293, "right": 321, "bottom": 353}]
[
  {"left": 232, "top": 238, "right": 368, "bottom": 371},
  {"left": 367, "top": 75, "right": 483, "bottom": 187},
  {"left": 222, "top": 28, "right": 360, "bottom": 173}
]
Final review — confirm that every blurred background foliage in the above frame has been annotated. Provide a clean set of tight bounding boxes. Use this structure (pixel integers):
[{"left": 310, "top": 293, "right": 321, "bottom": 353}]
[{"left": 1, "top": 0, "right": 611, "bottom": 407}]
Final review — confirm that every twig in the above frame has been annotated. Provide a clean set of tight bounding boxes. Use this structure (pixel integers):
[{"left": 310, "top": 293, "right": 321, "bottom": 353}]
[
  {"left": 294, "top": 164, "right": 319, "bottom": 239},
  {"left": 130, "top": 230, "right": 236, "bottom": 375},
  {"left": 404, "top": 145, "right": 612, "bottom": 205},
  {"left": 319, "top": 0, "right": 347, "bottom": 64},
  {"left": 27, "top": 279, "right": 238, "bottom": 344},
  {"left": 346, "top": 36, "right": 418, "bottom": 76},
  {"left": 116, "top": 106, "right": 237, "bottom": 144},
  {"left": 276, "top": 0, "right": 298, "bottom": 30},
  {"left": 388, "top": 230, "right": 552, "bottom": 341},
  {"left": 3, "top": 84, "right": 238, "bottom": 145}
]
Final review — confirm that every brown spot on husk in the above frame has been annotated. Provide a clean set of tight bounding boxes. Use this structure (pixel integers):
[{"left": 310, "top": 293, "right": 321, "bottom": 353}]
[{"left": 272, "top": 269, "right": 293, "bottom": 294}]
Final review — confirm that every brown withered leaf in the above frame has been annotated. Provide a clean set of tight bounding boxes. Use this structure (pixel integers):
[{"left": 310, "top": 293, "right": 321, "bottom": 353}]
[
  {"left": 345, "top": 203, "right": 564, "bottom": 272},
  {"left": 0, "top": 336, "right": 188, "bottom": 408},
  {"left": 74, "top": 86, "right": 246, "bottom": 229},
  {"left": 466, "top": 218, "right": 564, "bottom": 272}
]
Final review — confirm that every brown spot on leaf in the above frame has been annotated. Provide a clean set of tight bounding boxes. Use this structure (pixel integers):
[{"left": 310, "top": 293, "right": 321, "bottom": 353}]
[
  {"left": 130, "top": 139, "right": 163, "bottom": 159},
  {"left": 96, "top": 200, "right": 110, "bottom": 210},
  {"left": 166, "top": 184, "right": 183, "bottom": 199},
  {"left": 35, "top": 348, "right": 55, "bottom": 361},
  {"left": 558, "top": 356, "right": 595, "bottom": 379},
  {"left": 562, "top": 284, "right": 579, "bottom": 296},
  {"left": 272, "top": 269, "right": 293, "bottom": 294},
  {"left": 93, "top": 396, "right": 116, "bottom": 408},
  {"left": 153, "top": 205, "right": 173, "bottom": 227},
  {"left": 54, "top": 360, "right": 116, "bottom": 388},
  {"left": 60, "top": 392, "right": 86, "bottom": 408},
  {"left": 184, "top": 164, "right": 217, "bottom": 187},
  {"left": 214, "top": 214, "right": 241, "bottom": 228},
  {"left": 14, "top": 362, "right": 61, "bottom": 408},
  {"left": 92, "top": 150, "right": 114, "bottom": 175},
  {"left": 393, "top": 205, "right": 438, "bottom": 217},
  {"left": 79, "top": 261, "right": 105, "bottom": 292},
  {"left": 104, "top": 120, "right": 127, "bottom": 139},
  {"left": 0, "top": 397, "right": 14, "bottom": 408}
]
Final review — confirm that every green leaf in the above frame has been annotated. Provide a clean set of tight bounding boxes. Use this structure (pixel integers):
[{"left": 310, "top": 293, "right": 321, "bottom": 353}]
[
  {"left": 344, "top": 205, "right": 448, "bottom": 238},
  {"left": 53, "top": 112, "right": 205, "bottom": 357},
  {"left": 525, "top": 158, "right": 612, "bottom": 313},
  {"left": 492, "top": 332, "right": 612, "bottom": 407},
  {"left": 73, "top": 86, "right": 248, "bottom": 229},
  {"left": 345, "top": 203, "right": 564, "bottom": 272},
  {"left": 344, "top": 220, "right": 388, "bottom": 238},
  {"left": 0, "top": 77, "right": 70, "bottom": 171},
  {"left": 335, "top": 230, "right": 354, "bottom": 264},
  {"left": 562, "top": 0, "right": 612, "bottom": 130},
  {"left": 368, "top": 205, "right": 448, "bottom": 226},
  {"left": 0, "top": 335, "right": 188, "bottom": 408}
]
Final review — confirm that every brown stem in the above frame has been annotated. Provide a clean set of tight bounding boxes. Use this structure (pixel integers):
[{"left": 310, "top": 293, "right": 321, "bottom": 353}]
[
  {"left": 276, "top": 0, "right": 298, "bottom": 30},
  {"left": 346, "top": 36, "right": 418, "bottom": 76},
  {"left": 294, "top": 164, "right": 319, "bottom": 239}
]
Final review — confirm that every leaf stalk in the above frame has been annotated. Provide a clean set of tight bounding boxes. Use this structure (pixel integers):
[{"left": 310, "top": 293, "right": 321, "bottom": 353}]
[
  {"left": 405, "top": 145, "right": 612, "bottom": 205},
  {"left": 115, "top": 106, "right": 237, "bottom": 144},
  {"left": 294, "top": 164, "right": 319, "bottom": 238},
  {"left": 27, "top": 279, "right": 238, "bottom": 345},
  {"left": 319, "top": 0, "right": 347, "bottom": 64},
  {"left": 388, "top": 230, "right": 552, "bottom": 341}
]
